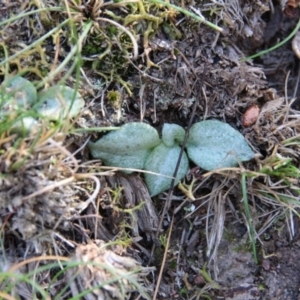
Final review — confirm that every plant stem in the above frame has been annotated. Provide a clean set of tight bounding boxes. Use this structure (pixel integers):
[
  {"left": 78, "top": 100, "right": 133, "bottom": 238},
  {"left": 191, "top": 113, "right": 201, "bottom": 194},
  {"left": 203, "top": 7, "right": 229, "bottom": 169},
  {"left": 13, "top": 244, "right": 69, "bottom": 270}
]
[
  {"left": 98, "top": 17, "right": 139, "bottom": 60},
  {"left": 241, "top": 173, "right": 258, "bottom": 264},
  {"left": 0, "top": 19, "right": 70, "bottom": 68},
  {"left": 36, "top": 21, "right": 93, "bottom": 88},
  {"left": 148, "top": 0, "right": 223, "bottom": 32},
  {"left": 0, "top": 7, "right": 63, "bottom": 27}
]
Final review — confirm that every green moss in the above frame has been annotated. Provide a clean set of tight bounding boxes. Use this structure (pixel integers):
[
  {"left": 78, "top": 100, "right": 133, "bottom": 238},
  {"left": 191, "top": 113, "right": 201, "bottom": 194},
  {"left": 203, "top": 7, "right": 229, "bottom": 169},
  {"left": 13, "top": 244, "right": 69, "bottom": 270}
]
[
  {"left": 1, "top": 0, "right": 211, "bottom": 99},
  {"left": 222, "top": 230, "right": 236, "bottom": 243},
  {"left": 107, "top": 90, "right": 122, "bottom": 109},
  {"left": 107, "top": 25, "right": 118, "bottom": 36},
  {"left": 233, "top": 241, "right": 252, "bottom": 253},
  {"left": 82, "top": 43, "right": 101, "bottom": 56}
]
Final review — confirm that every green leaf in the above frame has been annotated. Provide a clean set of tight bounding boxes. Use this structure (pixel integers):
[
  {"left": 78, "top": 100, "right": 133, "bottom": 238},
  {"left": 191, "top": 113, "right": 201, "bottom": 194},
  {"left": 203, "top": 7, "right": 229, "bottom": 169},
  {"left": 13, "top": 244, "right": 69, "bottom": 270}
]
[
  {"left": 186, "top": 120, "right": 255, "bottom": 170},
  {"left": 0, "top": 76, "right": 37, "bottom": 109},
  {"left": 162, "top": 123, "right": 185, "bottom": 147},
  {"left": 88, "top": 122, "right": 160, "bottom": 173},
  {"left": 0, "top": 76, "right": 38, "bottom": 134},
  {"left": 144, "top": 143, "right": 189, "bottom": 196},
  {"left": 35, "top": 85, "right": 84, "bottom": 119},
  {"left": 10, "top": 116, "right": 39, "bottom": 134}
]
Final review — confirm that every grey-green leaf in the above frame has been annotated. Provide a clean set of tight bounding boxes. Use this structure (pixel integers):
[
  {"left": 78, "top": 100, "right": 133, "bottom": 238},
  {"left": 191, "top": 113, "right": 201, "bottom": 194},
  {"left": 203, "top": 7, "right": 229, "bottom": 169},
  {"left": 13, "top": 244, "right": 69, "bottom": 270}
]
[
  {"left": 35, "top": 85, "right": 84, "bottom": 119},
  {"left": 88, "top": 122, "right": 160, "bottom": 173},
  {"left": 90, "top": 150, "right": 153, "bottom": 173},
  {"left": 144, "top": 143, "right": 189, "bottom": 196},
  {"left": 162, "top": 123, "right": 185, "bottom": 147},
  {"left": 186, "top": 120, "right": 255, "bottom": 170},
  {"left": 0, "top": 76, "right": 37, "bottom": 109},
  {"left": 10, "top": 117, "right": 39, "bottom": 134}
]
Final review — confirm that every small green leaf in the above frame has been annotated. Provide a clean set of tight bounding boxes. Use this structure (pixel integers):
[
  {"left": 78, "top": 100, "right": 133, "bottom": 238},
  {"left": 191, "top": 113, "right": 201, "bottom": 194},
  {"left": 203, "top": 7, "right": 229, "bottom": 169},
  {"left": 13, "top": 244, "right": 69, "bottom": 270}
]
[
  {"left": 35, "top": 85, "right": 84, "bottom": 119},
  {"left": 88, "top": 122, "right": 160, "bottom": 173},
  {"left": 0, "top": 76, "right": 37, "bottom": 109},
  {"left": 0, "top": 76, "right": 38, "bottom": 134},
  {"left": 10, "top": 116, "right": 39, "bottom": 134},
  {"left": 144, "top": 143, "right": 189, "bottom": 196},
  {"left": 186, "top": 120, "right": 255, "bottom": 170},
  {"left": 162, "top": 123, "right": 185, "bottom": 147}
]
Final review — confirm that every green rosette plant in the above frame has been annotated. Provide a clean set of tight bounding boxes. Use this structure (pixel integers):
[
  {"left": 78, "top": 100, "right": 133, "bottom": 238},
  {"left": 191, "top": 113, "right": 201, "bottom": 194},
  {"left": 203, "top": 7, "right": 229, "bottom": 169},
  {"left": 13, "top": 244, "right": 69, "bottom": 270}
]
[
  {"left": 88, "top": 121, "right": 255, "bottom": 196},
  {"left": 0, "top": 76, "right": 85, "bottom": 133}
]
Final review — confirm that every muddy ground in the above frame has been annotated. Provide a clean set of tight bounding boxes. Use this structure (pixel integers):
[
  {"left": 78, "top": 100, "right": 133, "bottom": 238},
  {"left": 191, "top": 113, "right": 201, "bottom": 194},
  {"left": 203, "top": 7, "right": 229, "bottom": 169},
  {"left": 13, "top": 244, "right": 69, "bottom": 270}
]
[{"left": 1, "top": 0, "right": 300, "bottom": 299}]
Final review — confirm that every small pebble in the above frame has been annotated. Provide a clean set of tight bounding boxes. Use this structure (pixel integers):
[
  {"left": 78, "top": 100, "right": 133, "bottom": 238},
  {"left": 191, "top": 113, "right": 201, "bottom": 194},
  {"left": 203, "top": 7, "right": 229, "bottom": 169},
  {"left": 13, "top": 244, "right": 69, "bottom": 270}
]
[
  {"left": 193, "top": 274, "right": 205, "bottom": 286},
  {"left": 262, "top": 259, "right": 271, "bottom": 271},
  {"left": 242, "top": 104, "right": 260, "bottom": 127}
]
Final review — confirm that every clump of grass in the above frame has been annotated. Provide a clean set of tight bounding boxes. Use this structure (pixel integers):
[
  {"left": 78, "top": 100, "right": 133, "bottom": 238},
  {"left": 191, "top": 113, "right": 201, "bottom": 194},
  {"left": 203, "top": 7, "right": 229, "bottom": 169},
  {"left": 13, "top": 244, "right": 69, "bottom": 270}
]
[
  {"left": 192, "top": 91, "right": 300, "bottom": 269},
  {"left": 0, "top": 242, "right": 154, "bottom": 299},
  {"left": 0, "top": 100, "right": 156, "bottom": 296}
]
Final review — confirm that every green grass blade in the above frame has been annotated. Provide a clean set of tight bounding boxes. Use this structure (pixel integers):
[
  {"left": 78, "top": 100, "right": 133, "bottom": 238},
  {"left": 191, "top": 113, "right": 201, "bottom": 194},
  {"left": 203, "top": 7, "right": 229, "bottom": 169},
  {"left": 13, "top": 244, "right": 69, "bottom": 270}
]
[
  {"left": 243, "top": 9, "right": 300, "bottom": 61},
  {"left": 241, "top": 173, "right": 258, "bottom": 263},
  {"left": 148, "top": 0, "right": 223, "bottom": 32}
]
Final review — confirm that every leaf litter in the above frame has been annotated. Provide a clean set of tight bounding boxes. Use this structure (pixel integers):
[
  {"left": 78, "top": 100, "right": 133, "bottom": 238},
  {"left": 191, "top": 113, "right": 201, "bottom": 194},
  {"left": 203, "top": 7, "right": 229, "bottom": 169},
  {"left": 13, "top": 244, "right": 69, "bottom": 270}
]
[{"left": 1, "top": 0, "right": 300, "bottom": 299}]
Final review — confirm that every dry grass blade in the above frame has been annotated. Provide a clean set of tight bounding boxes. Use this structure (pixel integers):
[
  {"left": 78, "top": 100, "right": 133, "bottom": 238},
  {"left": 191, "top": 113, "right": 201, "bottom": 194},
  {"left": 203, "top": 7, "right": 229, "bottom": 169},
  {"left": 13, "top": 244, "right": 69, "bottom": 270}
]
[
  {"left": 2, "top": 0, "right": 300, "bottom": 298},
  {"left": 66, "top": 241, "right": 154, "bottom": 300},
  {"left": 206, "top": 185, "right": 226, "bottom": 278}
]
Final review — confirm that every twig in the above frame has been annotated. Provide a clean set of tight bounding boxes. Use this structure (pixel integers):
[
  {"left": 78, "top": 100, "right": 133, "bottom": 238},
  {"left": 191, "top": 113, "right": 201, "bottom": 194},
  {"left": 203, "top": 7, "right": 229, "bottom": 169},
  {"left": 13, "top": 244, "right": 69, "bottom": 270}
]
[
  {"left": 153, "top": 215, "right": 174, "bottom": 300},
  {"left": 153, "top": 68, "right": 206, "bottom": 237},
  {"left": 98, "top": 17, "right": 139, "bottom": 60},
  {"left": 150, "top": 67, "right": 207, "bottom": 298}
]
